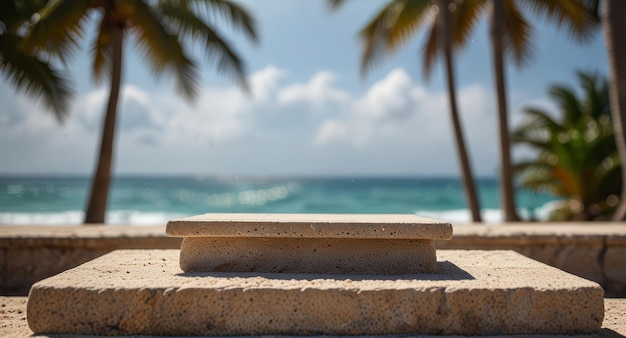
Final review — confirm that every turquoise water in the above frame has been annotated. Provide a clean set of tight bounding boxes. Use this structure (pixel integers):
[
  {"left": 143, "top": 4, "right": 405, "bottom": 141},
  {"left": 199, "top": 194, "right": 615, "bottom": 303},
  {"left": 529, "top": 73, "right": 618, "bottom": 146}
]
[{"left": 0, "top": 176, "right": 557, "bottom": 225}]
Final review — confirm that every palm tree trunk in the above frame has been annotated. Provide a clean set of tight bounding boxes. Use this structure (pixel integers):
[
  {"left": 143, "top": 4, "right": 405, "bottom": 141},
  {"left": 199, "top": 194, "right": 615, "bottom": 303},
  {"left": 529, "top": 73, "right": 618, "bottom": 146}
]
[
  {"left": 603, "top": 0, "right": 626, "bottom": 221},
  {"left": 489, "top": 0, "right": 520, "bottom": 222},
  {"left": 439, "top": 0, "right": 482, "bottom": 223},
  {"left": 84, "top": 25, "right": 124, "bottom": 224}
]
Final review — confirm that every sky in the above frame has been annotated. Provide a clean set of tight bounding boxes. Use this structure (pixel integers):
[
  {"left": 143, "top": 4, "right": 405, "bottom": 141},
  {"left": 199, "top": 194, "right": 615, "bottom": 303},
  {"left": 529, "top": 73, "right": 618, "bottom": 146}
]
[{"left": 0, "top": 0, "right": 610, "bottom": 178}]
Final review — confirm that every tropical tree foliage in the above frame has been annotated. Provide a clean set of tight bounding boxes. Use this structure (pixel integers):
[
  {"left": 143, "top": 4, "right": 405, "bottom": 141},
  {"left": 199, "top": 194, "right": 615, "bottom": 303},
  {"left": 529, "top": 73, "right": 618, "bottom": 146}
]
[
  {"left": 513, "top": 71, "right": 620, "bottom": 221},
  {"left": 330, "top": 0, "right": 597, "bottom": 223},
  {"left": 487, "top": 0, "right": 598, "bottom": 222},
  {"left": 0, "top": 0, "right": 72, "bottom": 121},
  {"left": 330, "top": 0, "right": 485, "bottom": 222},
  {"left": 23, "top": 0, "right": 257, "bottom": 223}
]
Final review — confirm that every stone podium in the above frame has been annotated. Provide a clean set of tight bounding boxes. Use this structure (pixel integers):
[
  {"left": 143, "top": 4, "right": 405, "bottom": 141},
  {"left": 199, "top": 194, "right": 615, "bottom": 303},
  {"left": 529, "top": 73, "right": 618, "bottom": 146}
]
[
  {"left": 166, "top": 213, "right": 452, "bottom": 274},
  {"left": 26, "top": 213, "right": 605, "bottom": 336}
]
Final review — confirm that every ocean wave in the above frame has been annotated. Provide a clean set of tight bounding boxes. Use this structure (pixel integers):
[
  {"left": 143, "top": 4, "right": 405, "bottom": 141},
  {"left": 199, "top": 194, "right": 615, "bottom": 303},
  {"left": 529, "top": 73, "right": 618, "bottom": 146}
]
[
  {"left": 0, "top": 211, "right": 85, "bottom": 225},
  {"left": 1, "top": 200, "right": 559, "bottom": 225},
  {"left": 418, "top": 209, "right": 504, "bottom": 224},
  {"left": 0, "top": 210, "right": 187, "bottom": 226},
  {"left": 172, "top": 184, "right": 295, "bottom": 208},
  {"left": 418, "top": 201, "right": 557, "bottom": 223}
]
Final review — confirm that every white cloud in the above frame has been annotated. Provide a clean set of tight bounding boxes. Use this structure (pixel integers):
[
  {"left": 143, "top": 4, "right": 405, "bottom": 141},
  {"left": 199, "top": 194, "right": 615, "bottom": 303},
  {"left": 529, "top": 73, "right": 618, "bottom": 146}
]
[
  {"left": 0, "top": 65, "right": 551, "bottom": 176},
  {"left": 76, "top": 88, "right": 107, "bottom": 131},
  {"left": 354, "top": 68, "right": 415, "bottom": 121},
  {"left": 250, "top": 65, "right": 286, "bottom": 102},
  {"left": 315, "top": 119, "right": 348, "bottom": 145},
  {"left": 302, "top": 68, "right": 518, "bottom": 176},
  {"left": 278, "top": 71, "right": 350, "bottom": 109},
  {"left": 312, "top": 68, "right": 478, "bottom": 149}
]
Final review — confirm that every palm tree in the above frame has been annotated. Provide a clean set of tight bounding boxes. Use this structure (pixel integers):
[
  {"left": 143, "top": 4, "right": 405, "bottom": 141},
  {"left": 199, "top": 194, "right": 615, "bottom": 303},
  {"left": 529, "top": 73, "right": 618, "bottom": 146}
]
[
  {"left": 488, "top": 0, "right": 598, "bottom": 222},
  {"left": 23, "top": 0, "right": 257, "bottom": 224},
  {"left": 601, "top": 0, "right": 626, "bottom": 220},
  {"left": 513, "top": 71, "right": 620, "bottom": 221},
  {"left": 0, "top": 0, "right": 72, "bottom": 122},
  {"left": 330, "top": 0, "right": 485, "bottom": 222}
]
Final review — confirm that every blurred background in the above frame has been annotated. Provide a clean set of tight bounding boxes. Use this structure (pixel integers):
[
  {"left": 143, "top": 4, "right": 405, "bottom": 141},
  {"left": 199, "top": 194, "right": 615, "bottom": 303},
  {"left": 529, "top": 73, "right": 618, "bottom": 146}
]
[{"left": 0, "top": 0, "right": 618, "bottom": 224}]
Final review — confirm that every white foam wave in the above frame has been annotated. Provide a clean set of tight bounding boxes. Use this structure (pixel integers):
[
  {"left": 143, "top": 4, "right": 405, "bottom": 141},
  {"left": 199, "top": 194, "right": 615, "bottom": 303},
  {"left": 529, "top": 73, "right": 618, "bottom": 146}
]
[
  {"left": 418, "top": 201, "right": 559, "bottom": 224},
  {"left": 106, "top": 210, "right": 188, "bottom": 225},
  {"left": 418, "top": 209, "right": 503, "bottom": 224},
  {"left": 0, "top": 210, "right": 184, "bottom": 226},
  {"left": 0, "top": 211, "right": 84, "bottom": 225},
  {"left": 175, "top": 184, "right": 295, "bottom": 208},
  {"left": 1, "top": 200, "right": 560, "bottom": 225}
]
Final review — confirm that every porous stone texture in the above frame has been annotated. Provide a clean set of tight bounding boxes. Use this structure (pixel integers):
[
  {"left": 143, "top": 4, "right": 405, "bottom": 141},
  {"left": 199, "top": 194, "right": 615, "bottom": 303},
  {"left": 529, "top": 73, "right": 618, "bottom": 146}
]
[
  {"left": 166, "top": 213, "right": 453, "bottom": 239},
  {"left": 5, "top": 246, "right": 107, "bottom": 296},
  {"left": 0, "top": 225, "right": 181, "bottom": 295},
  {"left": 3, "top": 223, "right": 626, "bottom": 296},
  {"left": 27, "top": 249, "right": 604, "bottom": 336},
  {"left": 181, "top": 237, "right": 435, "bottom": 274},
  {"left": 436, "top": 223, "right": 626, "bottom": 297},
  {"left": 603, "top": 298, "right": 626, "bottom": 336},
  {"left": 6, "top": 297, "right": 626, "bottom": 338},
  {"left": 8, "top": 297, "right": 626, "bottom": 337},
  {"left": 0, "top": 297, "right": 30, "bottom": 337},
  {"left": 169, "top": 213, "right": 451, "bottom": 274}
]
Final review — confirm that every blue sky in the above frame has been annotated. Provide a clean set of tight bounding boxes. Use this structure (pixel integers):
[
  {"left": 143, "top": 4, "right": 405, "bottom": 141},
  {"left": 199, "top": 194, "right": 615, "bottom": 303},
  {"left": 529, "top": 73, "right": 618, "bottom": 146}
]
[{"left": 0, "top": 0, "right": 609, "bottom": 177}]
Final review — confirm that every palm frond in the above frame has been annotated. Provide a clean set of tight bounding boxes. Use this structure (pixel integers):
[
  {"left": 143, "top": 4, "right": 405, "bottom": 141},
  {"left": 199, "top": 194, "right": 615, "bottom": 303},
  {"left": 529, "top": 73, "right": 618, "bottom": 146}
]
[
  {"left": 593, "top": 156, "right": 622, "bottom": 199},
  {"left": 384, "top": 0, "right": 432, "bottom": 51},
  {"left": 512, "top": 134, "right": 551, "bottom": 150},
  {"left": 0, "top": 34, "right": 73, "bottom": 121},
  {"left": 91, "top": 17, "right": 116, "bottom": 84},
  {"left": 512, "top": 121, "right": 550, "bottom": 146},
  {"left": 515, "top": 162, "right": 563, "bottom": 195},
  {"left": 450, "top": 0, "right": 485, "bottom": 49},
  {"left": 521, "top": 107, "right": 563, "bottom": 130},
  {"left": 21, "top": 0, "right": 93, "bottom": 64},
  {"left": 421, "top": 16, "right": 439, "bottom": 79},
  {"left": 577, "top": 70, "right": 610, "bottom": 118},
  {"left": 358, "top": 2, "right": 398, "bottom": 76},
  {"left": 159, "top": 1, "right": 249, "bottom": 92},
  {"left": 197, "top": 0, "right": 258, "bottom": 43},
  {"left": 502, "top": 0, "right": 535, "bottom": 67},
  {"left": 513, "top": 107, "right": 566, "bottom": 152},
  {"left": 513, "top": 70, "right": 621, "bottom": 220},
  {"left": 420, "top": 0, "right": 484, "bottom": 80},
  {"left": 522, "top": 0, "right": 599, "bottom": 43},
  {"left": 128, "top": 0, "right": 199, "bottom": 100},
  {"left": 358, "top": 0, "right": 431, "bottom": 76},
  {"left": 514, "top": 159, "right": 552, "bottom": 172},
  {"left": 548, "top": 85, "right": 583, "bottom": 125}
]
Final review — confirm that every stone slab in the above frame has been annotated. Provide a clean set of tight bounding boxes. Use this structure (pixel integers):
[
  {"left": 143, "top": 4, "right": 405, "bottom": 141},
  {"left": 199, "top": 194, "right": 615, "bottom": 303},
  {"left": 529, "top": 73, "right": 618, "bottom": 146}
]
[
  {"left": 27, "top": 249, "right": 604, "bottom": 336},
  {"left": 166, "top": 213, "right": 453, "bottom": 240},
  {"left": 4, "top": 223, "right": 625, "bottom": 297},
  {"left": 169, "top": 214, "right": 450, "bottom": 274},
  {"left": 180, "top": 237, "right": 436, "bottom": 274},
  {"left": 9, "top": 297, "right": 626, "bottom": 337}
]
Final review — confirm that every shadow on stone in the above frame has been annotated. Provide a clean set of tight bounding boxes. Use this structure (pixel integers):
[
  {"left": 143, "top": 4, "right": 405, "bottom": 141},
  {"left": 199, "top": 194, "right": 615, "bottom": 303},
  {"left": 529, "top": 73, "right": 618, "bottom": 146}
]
[
  {"left": 175, "top": 260, "right": 475, "bottom": 281},
  {"left": 595, "top": 328, "right": 626, "bottom": 338}
]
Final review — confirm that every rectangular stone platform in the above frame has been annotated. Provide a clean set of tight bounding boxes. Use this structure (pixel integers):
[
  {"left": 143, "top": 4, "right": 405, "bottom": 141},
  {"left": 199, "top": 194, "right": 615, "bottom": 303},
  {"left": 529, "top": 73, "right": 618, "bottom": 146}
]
[
  {"left": 166, "top": 213, "right": 452, "bottom": 274},
  {"left": 27, "top": 249, "right": 604, "bottom": 336}
]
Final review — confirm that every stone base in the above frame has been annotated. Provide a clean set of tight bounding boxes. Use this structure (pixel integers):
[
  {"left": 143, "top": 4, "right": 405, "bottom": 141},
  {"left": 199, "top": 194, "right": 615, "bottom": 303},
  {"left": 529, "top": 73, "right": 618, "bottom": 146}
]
[{"left": 27, "top": 249, "right": 604, "bottom": 336}]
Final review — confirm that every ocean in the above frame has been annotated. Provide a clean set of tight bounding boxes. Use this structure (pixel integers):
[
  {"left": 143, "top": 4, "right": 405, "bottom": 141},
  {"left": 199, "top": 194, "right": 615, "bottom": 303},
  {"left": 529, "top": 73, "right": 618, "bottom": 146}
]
[{"left": 0, "top": 176, "right": 558, "bottom": 225}]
